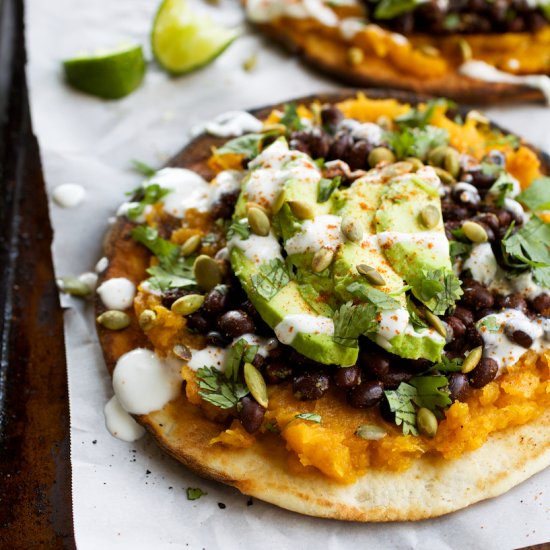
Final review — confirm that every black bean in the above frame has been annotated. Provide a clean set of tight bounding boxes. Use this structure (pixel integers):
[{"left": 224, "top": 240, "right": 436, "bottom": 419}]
[
  {"left": 161, "top": 288, "right": 194, "bottom": 309},
  {"left": 264, "top": 360, "right": 293, "bottom": 384},
  {"left": 293, "top": 371, "right": 330, "bottom": 401},
  {"left": 448, "top": 373, "right": 470, "bottom": 402},
  {"left": 532, "top": 294, "right": 550, "bottom": 314},
  {"left": 469, "top": 358, "right": 498, "bottom": 388},
  {"left": 203, "top": 285, "right": 230, "bottom": 316},
  {"left": 476, "top": 308, "right": 497, "bottom": 320},
  {"left": 320, "top": 105, "right": 343, "bottom": 133},
  {"left": 495, "top": 209, "right": 512, "bottom": 229},
  {"left": 252, "top": 353, "right": 264, "bottom": 369},
  {"left": 469, "top": 170, "right": 496, "bottom": 190},
  {"left": 186, "top": 312, "right": 211, "bottom": 333},
  {"left": 347, "top": 381, "right": 384, "bottom": 409},
  {"left": 206, "top": 331, "right": 231, "bottom": 347},
  {"left": 446, "top": 316, "right": 466, "bottom": 339},
  {"left": 359, "top": 349, "right": 391, "bottom": 378},
  {"left": 474, "top": 213, "right": 500, "bottom": 234},
  {"left": 239, "top": 396, "right": 266, "bottom": 434},
  {"left": 289, "top": 350, "right": 322, "bottom": 369},
  {"left": 378, "top": 367, "right": 413, "bottom": 389},
  {"left": 347, "top": 140, "right": 371, "bottom": 170},
  {"left": 379, "top": 399, "right": 395, "bottom": 423},
  {"left": 509, "top": 329, "right": 533, "bottom": 348},
  {"left": 290, "top": 129, "right": 331, "bottom": 160},
  {"left": 334, "top": 365, "right": 362, "bottom": 388},
  {"left": 453, "top": 306, "right": 475, "bottom": 326},
  {"left": 485, "top": 150, "right": 506, "bottom": 167},
  {"left": 406, "top": 358, "right": 432, "bottom": 372},
  {"left": 465, "top": 325, "right": 484, "bottom": 348},
  {"left": 209, "top": 189, "right": 240, "bottom": 220},
  {"left": 218, "top": 310, "right": 255, "bottom": 338},
  {"left": 328, "top": 133, "right": 354, "bottom": 162},
  {"left": 462, "top": 282, "right": 494, "bottom": 310},
  {"left": 495, "top": 293, "right": 527, "bottom": 312}
]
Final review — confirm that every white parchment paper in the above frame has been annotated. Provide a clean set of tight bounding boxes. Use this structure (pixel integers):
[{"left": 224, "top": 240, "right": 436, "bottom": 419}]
[{"left": 25, "top": 0, "right": 550, "bottom": 547}]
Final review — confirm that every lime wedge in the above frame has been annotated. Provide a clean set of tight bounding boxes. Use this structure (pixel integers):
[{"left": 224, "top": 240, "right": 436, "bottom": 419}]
[
  {"left": 63, "top": 44, "right": 145, "bottom": 100},
  {"left": 152, "top": 0, "right": 240, "bottom": 75}
]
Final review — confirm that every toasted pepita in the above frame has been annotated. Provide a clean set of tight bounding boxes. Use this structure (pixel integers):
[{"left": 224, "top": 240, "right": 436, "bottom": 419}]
[
  {"left": 96, "top": 310, "right": 130, "bottom": 330},
  {"left": 244, "top": 362, "right": 268, "bottom": 408}
]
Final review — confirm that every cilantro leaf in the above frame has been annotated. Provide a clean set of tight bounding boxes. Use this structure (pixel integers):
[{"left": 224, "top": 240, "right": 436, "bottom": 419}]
[
  {"left": 406, "top": 295, "right": 428, "bottom": 332},
  {"left": 346, "top": 282, "right": 400, "bottom": 310},
  {"left": 501, "top": 217, "right": 550, "bottom": 286},
  {"left": 127, "top": 183, "right": 170, "bottom": 221},
  {"left": 216, "top": 132, "right": 278, "bottom": 158},
  {"left": 186, "top": 487, "right": 207, "bottom": 500},
  {"left": 384, "top": 383, "right": 418, "bottom": 436},
  {"left": 227, "top": 220, "right": 251, "bottom": 240},
  {"left": 295, "top": 413, "right": 321, "bottom": 423},
  {"left": 251, "top": 258, "right": 290, "bottom": 301},
  {"left": 317, "top": 176, "right": 341, "bottom": 203},
  {"left": 443, "top": 13, "right": 460, "bottom": 29},
  {"left": 413, "top": 269, "right": 463, "bottom": 315},
  {"left": 131, "top": 159, "right": 156, "bottom": 177},
  {"left": 425, "top": 355, "right": 463, "bottom": 373},
  {"left": 196, "top": 367, "right": 249, "bottom": 409},
  {"left": 450, "top": 240, "right": 472, "bottom": 258},
  {"left": 225, "top": 338, "right": 259, "bottom": 382},
  {"left": 374, "top": 0, "right": 422, "bottom": 19},
  {"left": 333, "top": 301, "right": 379, "bottom": 348},
  {"left": 394, "top": 99, "right": 453, "bottom": 129},
  {"left": 280, "top": 103, "right": 304, "bottom": 132},
  {"left": 488, "top": 172, "right": 516, "bottom": 208},
  {"left": 477, "top": 315, "right": 500, "bottom": 333},
  {"left": 517, "top": 177, "right": 550, "bottom": 211},
  {"left": 409, "top": 375, "right": 452, "bottom": 410},
  {"left": 385, "top": 126, "right": 449, "bottom": 160},
  {"left": 131, "top": 226, "right": 196, "bottom": 291}
]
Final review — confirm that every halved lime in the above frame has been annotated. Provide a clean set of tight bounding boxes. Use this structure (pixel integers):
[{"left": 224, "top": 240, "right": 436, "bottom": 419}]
[
  {"left": 63, "top": 44, "right": 145, "bottom": 100},
  {"left": 152, "top": 0, "right": 240, "bottom": 75}
]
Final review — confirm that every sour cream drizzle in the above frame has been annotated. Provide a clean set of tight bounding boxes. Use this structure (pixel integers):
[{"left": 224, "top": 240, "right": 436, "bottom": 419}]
[
  {"left": 477, "top": 309, "right": 550, "bottom": 371},
  {"left": 113, "top": 349, "right": 182, "bottom": 415},
  {"left": 97, "top": 278, "right": 136, "bottom": 310},
  {"left": 193, "top": 111, "right": 264, "bottom": 138},
  {"left": 285, "top": 215, "right": 343, "bottom": 254},
  {"left": 104, "top": 395, "right": 146, "bottom": 442},
  {"left": 460, "top": 60, "right": 550, "bottom": 105},
  {"left": 275, "top": 314, "right": 335, "bottom": 344},
  {"left": 246, "top": 0, "right": 342, "bottom": 26}
]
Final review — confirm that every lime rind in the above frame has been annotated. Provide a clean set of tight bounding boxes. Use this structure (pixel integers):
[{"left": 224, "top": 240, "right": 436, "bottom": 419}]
[
  {"left": 152, "top": 0, "right": 240, "bottom": 75},
  {"left": 63, "top": 44, "right": 145, "bottom": 100}
]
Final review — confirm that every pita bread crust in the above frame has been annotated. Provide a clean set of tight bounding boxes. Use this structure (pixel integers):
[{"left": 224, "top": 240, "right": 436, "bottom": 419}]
[
  {"left": 96, "top": 91, "right": 550, "bottom": 521},
  {"left": 250, "top": 19, "right": 546, "bottom": 105}
]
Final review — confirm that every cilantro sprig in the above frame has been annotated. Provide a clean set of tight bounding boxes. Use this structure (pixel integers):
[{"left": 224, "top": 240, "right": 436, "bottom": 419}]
[
  {"left": 317, "top": 176, "right": 341, "bottom": 203},
  {"left": 517, "top": 177, "right": 550, "bottom": 212},
  {"left": 384, "top": 126, "right": 449, "bottom": 161},
  {"left": 394, "top": 99, "right": 454, "bottom": 130},
  {"left": 413, "top": 268, "right": 463, "bottom": 315},
  {"left": 127, "top": 183, "right": 170, "bottom": 221},
  {"left": 501, "top": 217, "right": 550, "bottom": 287},
  {"left": 225, "top": 338, "right": 259, "bottom": 382},
  {"left": 333, "top": 301, "right": 378, "bottom": 348},
  {"left": 131, "top": 226, "right": 196, "bottom": 291},
  {"left": 196, "top": 367, "right": 249, "bottom": 409},
  {"left": 251, "top": 258, "right": 290, "bottom": 301},
  {"left": 280, "top": 103, "right": 304, "bottom": 132},
  {"left": 216, "top": 131, "right": 280, "bottom": 159}
]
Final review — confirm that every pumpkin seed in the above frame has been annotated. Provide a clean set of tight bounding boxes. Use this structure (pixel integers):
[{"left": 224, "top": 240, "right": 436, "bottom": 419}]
[
  {"left": 193, "top": 255, "right": 223, "bottom": 291},
  {"left": 173, "top": 343, "right": 192, "bottom": 362},
  {"left": 138, "top": 309, "right": 157, "bottom": 331},
  {"left": 376, "top": 115, "right": 392, "bottom": 131},
  {"left": 244, "top": 362, "right": 268, "bottom": 408},
  {"left": 247, "top": 206, "right": 271, "bottom": 236},
  {"left": 417, "top": 407, "right": 438, "bottom": 438},
  {"left": 419, "top": 204, "right": 440, "bottom": 229},
  {"left": 181, "top": 234, "right": 201, "bottom": 257},
  {"left": 424, "top": 310, "right": 447, "bottom": 338},
  {"left": 462, "top": 221, "right": 488, "bottom": 243},
  {"left": 311, "top": 248, "right": 334, "bottom": 273},
  {"left": 368, "top": 147, "right": 396, "bottom": 167},
  {"left": 419, "top": 44, "right": 440, "bottom": 57},
  {"left": 96, "top": 310, "right": 130, "bottom": 330},
  {"left": 271, "top": 190, "right": 286, "bottom": 214},
  {"left": 347, "top": 46, "right": 364, "bottom": 66},
  {"left": 357, "top": 264, "right": 386, "bottom": 286},
  {"left": 246, "top": 201, "right": 269, "bottom": 215},
  {"left": 444, "top": 148, "right": 460, "bottom": 178},
  {"left": 458, "top": 38, "right": 472, "bottom": 62},
  {"left": 427, "top": 145, "right": 448, "bottom": 167},
  {"left": 356, "top": 424, "right": 387, "bottom": 441},
  {"left": 433, "top": 166, "right": 455, "bottom": 184},
  {"left": 405, "top": 157, "right": 424, "bottom": 172},
  {"left": 242, "top": 53, "right": 257, "bottom": 72},
  {"left": 171, "top": 294, "right": 205, "bottom": 316},
  {"left": 287, "top": 200, "right": 315, "bottom": 220},
  {"left": 381, "top": 161, "right": 413, "bottom": 178},
  {"left": 462, "top": 346, "right": 483, "bottom": 374},
  {"left": 466, "top": 110, "right": 490, "bottom": 126},
  {"left": 56, "top": 276, "right": 92, "bottom": 297},
  {"left": 341, "top": 216, "right": 363, "bottom": 243}
]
